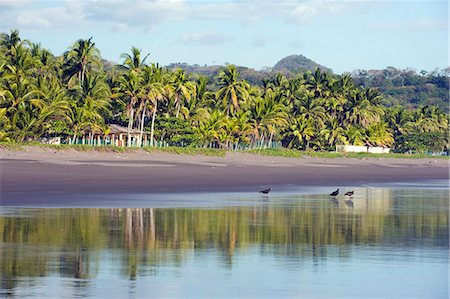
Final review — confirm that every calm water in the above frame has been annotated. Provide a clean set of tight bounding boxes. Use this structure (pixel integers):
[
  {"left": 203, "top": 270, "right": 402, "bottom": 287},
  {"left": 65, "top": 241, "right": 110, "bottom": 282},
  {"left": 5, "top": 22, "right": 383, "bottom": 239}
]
[{"left": 1, "top": 182, "right": 449, "bottom": 298}]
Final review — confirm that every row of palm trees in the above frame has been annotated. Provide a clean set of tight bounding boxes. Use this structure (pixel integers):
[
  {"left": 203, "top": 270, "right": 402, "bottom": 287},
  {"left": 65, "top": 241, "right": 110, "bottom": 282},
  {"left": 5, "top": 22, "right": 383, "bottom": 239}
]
[{"left": 1, "top": 30, "right": 448, "bottom": 152}]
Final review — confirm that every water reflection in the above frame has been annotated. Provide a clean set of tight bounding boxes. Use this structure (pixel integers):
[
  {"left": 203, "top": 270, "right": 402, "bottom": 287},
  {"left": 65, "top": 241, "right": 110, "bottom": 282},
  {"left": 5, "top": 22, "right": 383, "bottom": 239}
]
[{"left": 1, "top": 187, "right": 448, "bottom": 298}]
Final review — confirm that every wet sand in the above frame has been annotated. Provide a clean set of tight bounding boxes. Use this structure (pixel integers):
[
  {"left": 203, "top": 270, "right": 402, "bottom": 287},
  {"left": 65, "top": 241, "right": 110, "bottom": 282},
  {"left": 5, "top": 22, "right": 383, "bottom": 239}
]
[{"left": 1, "top": 146, "right": 448, "bottom": 206}]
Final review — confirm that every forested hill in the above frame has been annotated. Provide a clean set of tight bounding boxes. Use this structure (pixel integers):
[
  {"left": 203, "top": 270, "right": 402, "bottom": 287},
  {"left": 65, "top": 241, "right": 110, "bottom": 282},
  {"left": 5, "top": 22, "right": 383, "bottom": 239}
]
[
  {"left": 272, "top": 54, "right": 331, "bottom": 74},
  {"left": 166, "top": 57, "right": 449, "bottom": 112},
  {"left": 351, "top": 68, "right": 449, "bottom": 112}
]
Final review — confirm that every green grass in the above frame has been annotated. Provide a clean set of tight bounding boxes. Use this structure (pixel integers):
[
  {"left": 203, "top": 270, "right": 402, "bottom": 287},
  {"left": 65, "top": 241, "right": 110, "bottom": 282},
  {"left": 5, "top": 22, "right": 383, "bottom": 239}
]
[
  {"left": 143, "top": 146, "right": 226, "bottom": 157},
  {"left": 0, "top": 142, "right": 24, "bottom": 151},
  {"left": 243, "top": 148, "right": 449, "bottom": 159},
  {"left": 1, "top": 142, "right": 448, "bottom": 159},
  {"left": 0, "top": 142, "right": 132, "bottom": 153}
]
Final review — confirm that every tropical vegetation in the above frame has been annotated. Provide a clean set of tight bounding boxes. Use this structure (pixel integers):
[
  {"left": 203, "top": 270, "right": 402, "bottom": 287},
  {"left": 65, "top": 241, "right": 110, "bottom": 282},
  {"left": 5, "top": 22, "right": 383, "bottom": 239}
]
[{"left": 1, "top": 30, "right": 448, "bottom": 154}]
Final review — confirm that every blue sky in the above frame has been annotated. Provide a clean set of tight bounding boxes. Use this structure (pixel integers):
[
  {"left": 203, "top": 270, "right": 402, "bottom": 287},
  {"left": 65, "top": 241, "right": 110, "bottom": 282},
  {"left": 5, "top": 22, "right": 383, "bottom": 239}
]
[{"left": 1, "top": 0, "right": 447, "bottom": 73}]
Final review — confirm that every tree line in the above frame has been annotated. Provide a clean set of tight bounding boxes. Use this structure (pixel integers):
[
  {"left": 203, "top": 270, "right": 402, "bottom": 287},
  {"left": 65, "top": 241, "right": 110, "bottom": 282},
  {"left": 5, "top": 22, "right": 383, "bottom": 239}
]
[{"left": 1, "top": 30, "right": 448, "bottom": 153}]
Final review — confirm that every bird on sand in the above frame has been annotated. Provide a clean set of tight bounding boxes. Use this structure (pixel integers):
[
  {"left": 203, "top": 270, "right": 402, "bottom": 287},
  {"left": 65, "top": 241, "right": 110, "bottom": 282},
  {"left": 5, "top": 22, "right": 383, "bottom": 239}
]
[
  {"left": 344, "top": 191, "right": 354, "bottom": 197},
  {"left": 329, "top": 188, "right": 339, "bottom": 197},
  {"left": 259, "top": 188, "right": 272, "bottom": 194}
]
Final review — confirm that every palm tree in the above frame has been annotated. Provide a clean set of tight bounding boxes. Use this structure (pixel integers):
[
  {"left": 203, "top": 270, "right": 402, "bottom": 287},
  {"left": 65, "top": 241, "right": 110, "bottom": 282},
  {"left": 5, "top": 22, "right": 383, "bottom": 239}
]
[
  {"left": 64, "top": 37, "right": 101, "bottom": 85},
  {"left": 282, "top": 115, "right": 315, "bottom": 149},
  {"left": 0, "top": 29, "right": 22, "bottom": 50},
  {"left": 365, "top": 121, "right": 394, "bottom": 147},
  {"left": 343, "top": 88, "right": 384, "bottom": 128},
  {"left": 193, "top": 110, "right": 227, "bottom": 148},
  {"left": 34, "top": 76, "right": 73, "bottom": 138},
  {"left": 305, "top": 68, "right": 331, "bottom": 98},
  {"left": 248, "top": 93, "right": 288, "bottom": 147},
  {"left": 343, "top": 126, "right": 365, "bottom": 146},
  {"left": 294, "top": 94, "right": 327, "bottom": 133},
  {"left": 385, "top": 106, "right": 411, "bottom": 136},
  {"left": 142, "top": 64, "right": 171, "bottom": 146},
  {"left": 0, "top": 29, "right": 31, "bottom": 65},
  {"left": 321, "top": 118, "right": 347, "bottom": 149},
  {"left": 115, "top": 71, "right": 142, "bottom": 146},
  {"left": 120, "top": 46, "right": 149, "bottom": 73},
  {"left": 68, "top": 73, "right": 111, "bottom": 143},
  {"left": 216, "top": 65, "right": 250, "bottom": 116},
  {"left": 170, "top": 68, "right": 196, "bottom": 118}
]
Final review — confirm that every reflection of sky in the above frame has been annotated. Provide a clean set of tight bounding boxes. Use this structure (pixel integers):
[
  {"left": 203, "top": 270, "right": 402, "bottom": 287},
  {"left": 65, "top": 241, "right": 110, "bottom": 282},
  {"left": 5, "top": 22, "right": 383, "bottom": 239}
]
[
  {"left": 9, "top": 246, "right": 448, "bottom": 298},
  {"left": 2, "top": 182, "right": 449, "bottom": 298}
]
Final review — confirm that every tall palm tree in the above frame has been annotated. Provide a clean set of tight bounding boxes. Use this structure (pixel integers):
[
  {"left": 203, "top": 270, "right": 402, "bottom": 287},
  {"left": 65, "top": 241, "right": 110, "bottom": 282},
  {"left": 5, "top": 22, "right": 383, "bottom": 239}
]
[
  {"left": 296, "top": 94, "right": 326, "bottom": 129},
  {"left": 170, "top": 68, "right": 196, "bottom": 118},
  {"left": 248, "top": 94, "right": 288, "bottom": 147},
  {"left": 216, "top": 65, "right": 250, "bottom": 116},
  {"left": 64, "top": 37, "right": 101, "bottom": 86},
  {"left": 115, "top": 71, "right": 142, "bottom": 146},
  {"left": 343, "top": 89, "right": 384, "bottom": 128},
  {"left": 142, "top": 64, "right": 171, "bottom": 146},
  {"left": 68, "top": 73, "right": 111, "bottom": 143},
  {"left": 305, "top": 68, "right": 331, "bottom": 98}
]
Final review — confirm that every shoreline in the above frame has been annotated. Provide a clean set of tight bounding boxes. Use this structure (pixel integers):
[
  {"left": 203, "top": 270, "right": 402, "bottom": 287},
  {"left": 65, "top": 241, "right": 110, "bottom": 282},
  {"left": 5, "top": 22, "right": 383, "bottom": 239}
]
[{"left": 1, "top": 147, "right": 449, "bottom": 206}]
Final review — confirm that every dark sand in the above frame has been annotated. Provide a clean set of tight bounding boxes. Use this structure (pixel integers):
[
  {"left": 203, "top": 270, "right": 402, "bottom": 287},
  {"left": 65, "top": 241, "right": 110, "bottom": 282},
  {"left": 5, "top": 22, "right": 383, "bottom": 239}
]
[{"left": 1, "top": 147, "right": 448, "bottom": 206}]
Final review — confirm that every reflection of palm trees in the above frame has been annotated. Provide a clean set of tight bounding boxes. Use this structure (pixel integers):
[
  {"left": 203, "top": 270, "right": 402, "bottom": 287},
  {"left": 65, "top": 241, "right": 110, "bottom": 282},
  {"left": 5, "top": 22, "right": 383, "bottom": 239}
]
[
  {"left": 1, "top": 197, "right": 448, "bottom": 286},
  {"left": 125, "top": 208, "right": 144, "bottom": 247}
]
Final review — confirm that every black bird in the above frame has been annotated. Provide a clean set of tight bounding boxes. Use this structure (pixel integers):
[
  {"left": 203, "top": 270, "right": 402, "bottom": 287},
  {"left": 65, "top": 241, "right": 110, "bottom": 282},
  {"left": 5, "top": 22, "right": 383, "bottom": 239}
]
[
  {"left": 329, "top": 188, "right": 339, "bottom": 197},
  {"left": 345, "top": 191, "right": 354, "bottom": 197},
  {"left": 259, "top": 188, "right": 272, "bottom": 194}
]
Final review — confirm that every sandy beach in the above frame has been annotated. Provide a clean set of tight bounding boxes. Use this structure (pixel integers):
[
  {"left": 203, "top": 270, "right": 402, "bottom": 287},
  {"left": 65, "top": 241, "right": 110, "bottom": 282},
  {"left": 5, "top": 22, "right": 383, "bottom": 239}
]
[{"left": 1, "top": 146, "right": 448, "bottom": 206}]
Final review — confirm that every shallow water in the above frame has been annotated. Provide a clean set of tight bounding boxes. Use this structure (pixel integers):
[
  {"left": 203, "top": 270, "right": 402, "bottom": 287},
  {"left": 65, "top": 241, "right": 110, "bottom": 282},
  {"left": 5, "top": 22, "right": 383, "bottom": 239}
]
[{"left": 1, "top": 182, "right": 449, "bottom": 298}]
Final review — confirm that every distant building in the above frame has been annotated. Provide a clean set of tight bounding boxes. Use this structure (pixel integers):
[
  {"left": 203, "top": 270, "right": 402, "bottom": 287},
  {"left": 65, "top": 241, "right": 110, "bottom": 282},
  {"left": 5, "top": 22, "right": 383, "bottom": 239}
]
[
  {"left": 40, "top": 137, "right": 61, "bottom": 145},
  {"left": 73, "top": 124, "right": 150, "bottom": 147},
  {"left": 336, "top": 144, "right": 391, "bottom": 154}
]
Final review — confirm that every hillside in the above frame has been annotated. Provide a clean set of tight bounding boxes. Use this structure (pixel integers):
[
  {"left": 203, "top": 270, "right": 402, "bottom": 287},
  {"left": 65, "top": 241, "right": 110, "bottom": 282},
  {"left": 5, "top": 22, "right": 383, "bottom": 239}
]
[
  {"left": 166, "top": 54, "right": 330, "bottom": 84},
  {"left": 163, "top": 57, "right": 448, "bottom": 112},
  {"left": 272, "top": 54, "right": 331, "bottom": 74}
]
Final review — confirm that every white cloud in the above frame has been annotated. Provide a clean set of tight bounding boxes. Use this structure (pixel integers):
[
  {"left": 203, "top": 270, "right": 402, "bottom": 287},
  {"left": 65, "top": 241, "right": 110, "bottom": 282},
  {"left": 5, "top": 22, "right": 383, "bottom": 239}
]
[
  {"left": 177, "top": 30, "right": 233, "bottom": 46},
  {"left": 0, "top": 0, "right": 37, "bottom": 10},
  {"left": 85, "top": 0, "right": 187, "bottom": 30},
  {"left": 1, "top": 1, "right": 89, "bottom": 31},
  {"left": 289, "top": 4, "right": 317, "bottom": 24}
]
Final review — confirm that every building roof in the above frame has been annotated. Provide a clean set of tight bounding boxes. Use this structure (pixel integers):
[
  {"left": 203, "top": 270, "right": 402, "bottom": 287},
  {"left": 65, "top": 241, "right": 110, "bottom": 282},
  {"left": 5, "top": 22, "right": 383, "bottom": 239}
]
[{"left": 108, "top": 124, "right": 149, "bottom": 135}]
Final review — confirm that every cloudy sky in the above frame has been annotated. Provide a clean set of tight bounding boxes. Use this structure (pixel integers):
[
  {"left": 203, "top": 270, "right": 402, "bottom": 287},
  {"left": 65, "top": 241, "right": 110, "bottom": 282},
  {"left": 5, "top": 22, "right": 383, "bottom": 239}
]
[{"left": 1, "top": 0, "right": 447, "bottom": 73}]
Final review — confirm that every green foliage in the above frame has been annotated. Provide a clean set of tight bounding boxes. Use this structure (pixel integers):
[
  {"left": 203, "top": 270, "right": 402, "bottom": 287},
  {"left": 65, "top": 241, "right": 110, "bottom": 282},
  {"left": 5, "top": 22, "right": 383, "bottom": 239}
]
[
  {"left": 352, "top": 67, "right": 449, "bottom": 112},
  {"left": 394, "top": 132, "right": 448, "bottom": 154},
  {"left": 154, "top": 116, "right": 198, "bottom": 146},
  {"left": 0, "top": 30, "right": 448, "bottom": 156}
]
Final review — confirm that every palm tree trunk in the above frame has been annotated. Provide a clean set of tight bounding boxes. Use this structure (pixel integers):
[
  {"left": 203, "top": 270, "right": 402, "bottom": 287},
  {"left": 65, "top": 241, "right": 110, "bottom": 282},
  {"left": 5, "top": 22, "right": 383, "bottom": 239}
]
[
  {"left": 127, "top": 109, "right": 134, "bottom": 147},
  {"left": 268, "top": 131, "right": 274, "bottom": 148},
  {"left": 72, "top": 128, "right": 78, "bottom": 144},
  {"left": 138, "top": 106, "right": 146, "bottom": 147},
  {"left": 150, "top": 100, "right": 157, "bottom": 147},
  {"left": 175, "top": 102, "right": 180, "bottom": 118}
]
